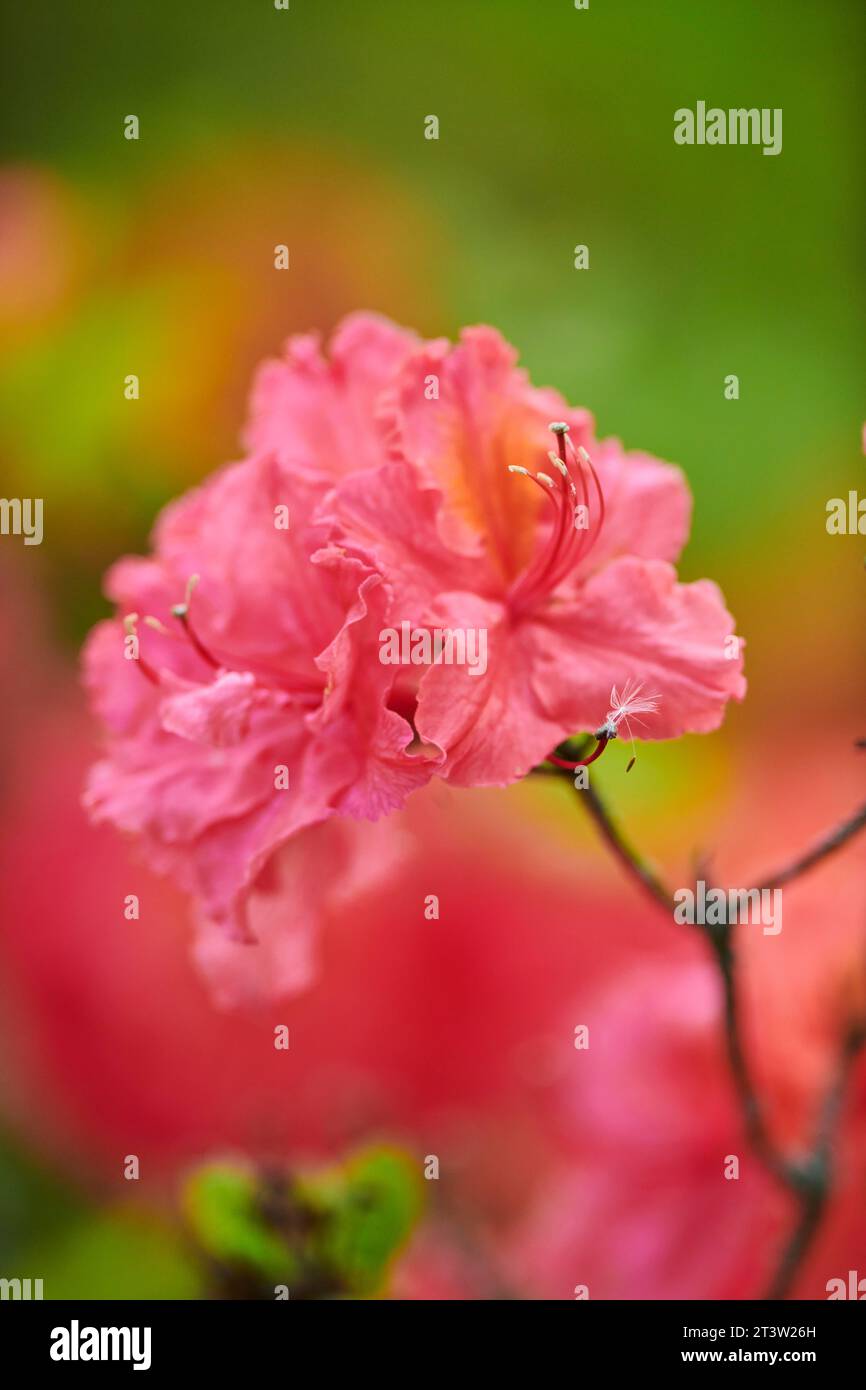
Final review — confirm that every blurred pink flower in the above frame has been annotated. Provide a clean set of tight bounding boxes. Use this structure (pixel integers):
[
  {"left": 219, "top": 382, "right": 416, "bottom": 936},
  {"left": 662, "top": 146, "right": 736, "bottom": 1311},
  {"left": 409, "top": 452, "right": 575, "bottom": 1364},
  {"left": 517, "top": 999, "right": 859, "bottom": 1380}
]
[
  {"left": 507, "top": 752, "right": 866, "bottom": 1300},
  {"left": 6, "top": 586, "right": 866, "bottom": 1296},
  {"left": 509, "top": 960, "right": 786, "bottom": 1299},
  {"left": 3, "top": 695, "right": 646, "bottom": 1189}
]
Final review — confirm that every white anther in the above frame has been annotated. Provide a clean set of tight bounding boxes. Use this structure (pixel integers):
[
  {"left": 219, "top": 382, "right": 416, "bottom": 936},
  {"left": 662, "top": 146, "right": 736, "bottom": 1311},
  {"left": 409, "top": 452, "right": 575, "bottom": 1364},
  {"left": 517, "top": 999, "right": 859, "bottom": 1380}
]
[{"left": 547, "top": 451, "right": 569, "bottom": 477}]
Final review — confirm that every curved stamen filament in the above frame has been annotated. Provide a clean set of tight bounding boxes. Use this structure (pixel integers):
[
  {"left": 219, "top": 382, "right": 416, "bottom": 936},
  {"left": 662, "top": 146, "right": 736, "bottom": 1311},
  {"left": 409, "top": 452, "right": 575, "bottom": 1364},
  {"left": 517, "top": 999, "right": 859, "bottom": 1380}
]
[
  {"left": 123, "top": 614, "right": 160, "bottom": 686},
  {"left": 507, "top": 422, "right": 605, "bottom": 612},
  {"left": 171, "top": 574, "right": 220, "bottom": 670},
  {"left": 124, "top": 576, "right": 329, "bottom": 704},
  {"left": 547, "top": 682, "right": 661, "bottom": 773},
  {"left": 547, "top": 732, "right": 612, "bottom": 769}
]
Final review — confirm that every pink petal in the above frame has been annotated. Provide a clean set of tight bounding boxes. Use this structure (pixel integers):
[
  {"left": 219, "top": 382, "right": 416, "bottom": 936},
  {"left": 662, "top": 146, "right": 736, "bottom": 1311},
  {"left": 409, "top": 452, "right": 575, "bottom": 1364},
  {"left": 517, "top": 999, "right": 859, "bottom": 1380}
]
[
  {"left": 311, "top": 555, "right": 440, "bottom": 817},
  {"left": 415, "top": 558, "right": 744, "bottom": 786},
  {"left": 413, "top": 592, "right": 568, "bottom": 786},
  {"left": 243, "top": 311, "right": 417, "bottom": 478},
  {"left": 317, "top": 458, "right": 489, "bottom": 612},
  {"left": 532, "top": 556, "right": 746, "bottom": 739},
  {"left": 192, "top": 815, "right": 409, "bottom": 1008},
  {"left": 151, "top": 453, "right": 338, "bottom": 679},
  {"left": 159, "top": 670, "right": 278, "bottom": 747},
  {"left": 380, "top": 323, "right": 594, "bottom": 583},
  {"left": 572, "top": 436, "right": 692, "bottom": 577}
]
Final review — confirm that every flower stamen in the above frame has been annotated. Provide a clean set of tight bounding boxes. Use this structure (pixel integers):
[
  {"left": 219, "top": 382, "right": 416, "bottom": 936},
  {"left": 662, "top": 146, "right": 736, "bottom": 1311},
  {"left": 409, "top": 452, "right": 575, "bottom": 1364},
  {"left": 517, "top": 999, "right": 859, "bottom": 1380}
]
[
  {"left": 547, "top": 732, "right": 612, "bottom": 770},
  {"left": 507, "top": 422, "right": 606, "bottom": 612},
  {"left": 123, "top": 614, "right": 160, "bottom": 686},
  {"left": 547, "top": 681, "right": 661, "bottom": 770},
  {"left": 171, "top": 574, "right": 220, "bottom": 670}
]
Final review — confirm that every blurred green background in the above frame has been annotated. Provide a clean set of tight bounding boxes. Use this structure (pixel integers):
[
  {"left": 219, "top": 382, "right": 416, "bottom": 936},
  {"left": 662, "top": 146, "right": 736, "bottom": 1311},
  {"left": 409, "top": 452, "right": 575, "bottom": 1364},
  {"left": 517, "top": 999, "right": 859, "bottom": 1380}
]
[{"left": 3, "top": 1, "right": 864, "bottom": 661}]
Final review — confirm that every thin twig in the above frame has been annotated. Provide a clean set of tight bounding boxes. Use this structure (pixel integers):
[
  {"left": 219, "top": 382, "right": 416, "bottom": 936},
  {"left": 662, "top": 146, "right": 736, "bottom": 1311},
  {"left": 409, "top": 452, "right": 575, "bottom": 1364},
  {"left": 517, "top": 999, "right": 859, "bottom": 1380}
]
[
  {"left": 581, "top": 782, "right": 673, "bottom": 913},
  {"left": 535, "top": 761, "right": 866, "bottom": 1298},
  {"left": 702, "top": 919, "right": 789, "bottom": 1183},
  {"left": 757, "top": 800, "right": 866, "bottom": 891},
  {"left": 764, "top": 1020, "right": 866, "bottom": 1299}
]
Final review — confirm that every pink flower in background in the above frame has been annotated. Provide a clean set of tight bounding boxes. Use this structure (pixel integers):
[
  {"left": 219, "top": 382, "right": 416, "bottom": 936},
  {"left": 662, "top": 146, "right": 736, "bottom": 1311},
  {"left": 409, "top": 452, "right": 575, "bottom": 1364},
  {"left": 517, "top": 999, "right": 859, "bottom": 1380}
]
[
  {"left": 83, "top": 313, "right": 744, "bottom": 993},
  {"left": 7, "top": 551, "right": 864, "bottom": 1293},
  {"left": 3, "top": 692, "right": 649, "bottom": 1175},
  {"left": 506, "top": 752, "right": 866, "bottom": 1300},
  {"left": 509, "top": 961, "right": 786, "bottom": 1300}
]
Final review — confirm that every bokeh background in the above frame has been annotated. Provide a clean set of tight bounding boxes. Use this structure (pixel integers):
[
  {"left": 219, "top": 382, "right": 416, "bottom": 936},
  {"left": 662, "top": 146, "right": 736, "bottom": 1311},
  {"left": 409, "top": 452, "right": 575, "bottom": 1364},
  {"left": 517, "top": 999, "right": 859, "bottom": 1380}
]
[{"left": 0, "top": 0, "right": 864, "bottom": 1298}]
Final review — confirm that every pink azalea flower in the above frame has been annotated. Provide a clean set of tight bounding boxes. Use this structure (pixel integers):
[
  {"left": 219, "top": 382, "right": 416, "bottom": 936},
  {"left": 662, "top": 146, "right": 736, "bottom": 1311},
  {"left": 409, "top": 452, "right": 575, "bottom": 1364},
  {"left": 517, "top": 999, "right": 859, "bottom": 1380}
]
[
  {"left": 83, "top": 447, "right": 433, "bottom": 949},
  {"left": 317, "top": 319, "right": 746, "bottom": 783},
  {"left": 83, "top": 312, "right": 744, "bottom": 984}
]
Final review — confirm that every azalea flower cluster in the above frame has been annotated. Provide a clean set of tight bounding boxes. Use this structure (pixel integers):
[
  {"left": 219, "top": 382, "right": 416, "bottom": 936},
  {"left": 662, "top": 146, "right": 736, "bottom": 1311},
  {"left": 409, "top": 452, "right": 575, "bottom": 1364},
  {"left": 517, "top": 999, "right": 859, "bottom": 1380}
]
[{"left": 83, "top": 313, "right": 744, "bottom": 1000}]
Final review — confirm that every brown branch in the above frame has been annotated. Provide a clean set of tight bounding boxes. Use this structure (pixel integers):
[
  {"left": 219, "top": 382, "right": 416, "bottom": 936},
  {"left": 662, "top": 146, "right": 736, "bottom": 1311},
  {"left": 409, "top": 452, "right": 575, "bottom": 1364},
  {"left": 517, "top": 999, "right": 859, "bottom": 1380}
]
[
  {"left": 702, "top": 920, "right": 790, "bottom": 1184},
  {"left": 757, "top": 800, "right": 866, "bottom": 891},
  {"left": 764, "top": 1019, "right": 866, "bottom": 1299},
  {"left": 535, "top": 760, "right": 866, "bottom": 1299},
  {"left": 580, "top": 782, "right": 673, "bottom": 913}
]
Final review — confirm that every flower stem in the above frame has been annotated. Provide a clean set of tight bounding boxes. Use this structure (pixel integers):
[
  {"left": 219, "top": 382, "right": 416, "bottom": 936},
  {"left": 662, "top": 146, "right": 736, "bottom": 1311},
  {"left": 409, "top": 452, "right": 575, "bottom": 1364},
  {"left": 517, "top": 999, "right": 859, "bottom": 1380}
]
[
  {"left": 535, "top": 760, "right": 866, "bottom": 1298},
  {"left": 757, "top": 800, "right": 866, "bottom": 891},
  {"left": 580, "top": 781, "right": 672, "bottom": 912}
]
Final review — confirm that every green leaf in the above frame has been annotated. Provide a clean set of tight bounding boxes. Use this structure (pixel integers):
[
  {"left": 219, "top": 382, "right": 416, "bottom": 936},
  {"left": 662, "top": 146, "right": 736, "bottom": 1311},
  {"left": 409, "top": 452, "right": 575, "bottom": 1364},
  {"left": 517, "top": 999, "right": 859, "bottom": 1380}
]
[
  {"left": 298, "top": 1146, "right": 424, "bottom": 1297},
  {"left": 183, "top": 1163, "right": 297, "bottom": 1285},
  {"left": 182, "top": 1146, "right": 423, "bottom": 1298}
]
